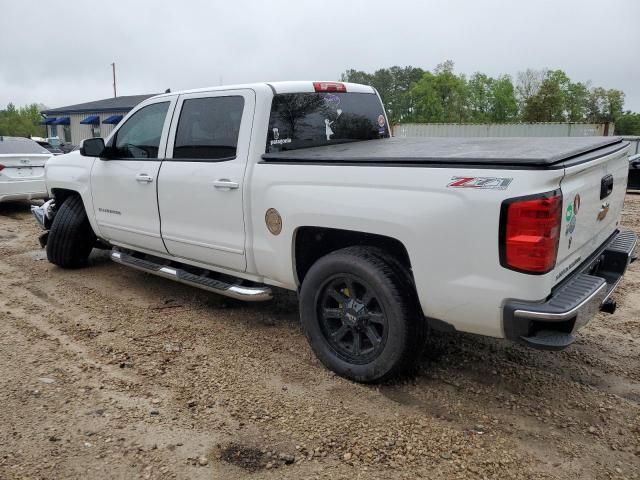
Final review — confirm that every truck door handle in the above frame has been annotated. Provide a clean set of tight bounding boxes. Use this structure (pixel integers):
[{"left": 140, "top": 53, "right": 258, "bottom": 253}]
[
  {"left": 213, "top": 179, "right": 239, "bottom": 190},
  {"left": 136, "top": 174, "right": 154, "bottom": 184}
]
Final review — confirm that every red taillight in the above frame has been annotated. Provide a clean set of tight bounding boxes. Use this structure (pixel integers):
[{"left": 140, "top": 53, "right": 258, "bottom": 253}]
[
  {"left": 0, "top": 164, "right": 5, "bottom": 171},
  {"left": 313, "top": 82, "right": 347, "bottom": 93},
  {"left": 500, "top": 191, "right": 562, "bottom": 274}
]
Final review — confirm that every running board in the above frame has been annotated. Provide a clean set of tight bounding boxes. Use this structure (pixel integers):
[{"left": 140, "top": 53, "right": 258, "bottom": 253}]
[{"left": 111, "top": 250, "right": 273, "bottom": 302}]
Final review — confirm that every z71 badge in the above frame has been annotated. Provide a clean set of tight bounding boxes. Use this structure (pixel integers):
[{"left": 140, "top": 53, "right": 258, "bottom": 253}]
[{"left": 447, "top": 176, "right": 513, "bottom": 190}]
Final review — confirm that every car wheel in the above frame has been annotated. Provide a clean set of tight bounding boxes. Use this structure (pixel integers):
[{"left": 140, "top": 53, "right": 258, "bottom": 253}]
[
  {"left": 299, "top": 246, "right": 426, "bottom": 383},
  {"left": 46, "top": 195, "right": 96, "bottom": 268}
]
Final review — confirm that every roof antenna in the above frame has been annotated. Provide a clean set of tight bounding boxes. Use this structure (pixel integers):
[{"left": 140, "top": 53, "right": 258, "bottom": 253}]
[{"left": 165, "top": 88, "right": 171, "bottom": 93}]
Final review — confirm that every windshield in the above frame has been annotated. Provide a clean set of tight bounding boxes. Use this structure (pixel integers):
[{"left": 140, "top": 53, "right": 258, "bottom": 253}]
[{"left": 266, "top": 92, "right": 389, "bottom": 153}]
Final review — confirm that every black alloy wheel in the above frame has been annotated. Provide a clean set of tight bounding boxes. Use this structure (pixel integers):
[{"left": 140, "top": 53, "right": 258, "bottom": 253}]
[
  {"left": 318, "top": 274, "right": 388, "bottom": 364},
  {"left": 299, "top": 246, "right": 426, "bottom": 383}
]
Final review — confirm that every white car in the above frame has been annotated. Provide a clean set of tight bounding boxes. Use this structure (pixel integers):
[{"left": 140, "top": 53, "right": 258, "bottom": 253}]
[
  {"left": 0, "top": 136, "right": 52, "bottom": 203},
  {"left": 33, "top": 81, "right": 636, "bottom": 382}
]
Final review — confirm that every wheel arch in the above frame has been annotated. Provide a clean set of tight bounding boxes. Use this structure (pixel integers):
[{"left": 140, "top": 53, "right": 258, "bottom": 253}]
[
  {"left": 50, "top": 187, "right": 81, "bottom": 205},
  {"left": 49, "top": 187, "right": 101, "bottom": 238},
  {"left": 292, "top": 226, "right": 413, "bottom": 287}
]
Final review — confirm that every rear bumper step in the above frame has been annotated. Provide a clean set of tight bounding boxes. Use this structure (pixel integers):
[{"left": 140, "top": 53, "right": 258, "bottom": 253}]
[
  {"left": 111, "top": 250, "right": 273, "bottom": 302},
  {"left": 504, "top": 229, "right": 637, "bottom": 350}
]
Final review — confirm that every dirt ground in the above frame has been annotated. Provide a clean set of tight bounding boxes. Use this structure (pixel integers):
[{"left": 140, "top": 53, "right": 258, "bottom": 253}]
[{"left": 1, "top": 197, "right": 639, "bottom": 480}]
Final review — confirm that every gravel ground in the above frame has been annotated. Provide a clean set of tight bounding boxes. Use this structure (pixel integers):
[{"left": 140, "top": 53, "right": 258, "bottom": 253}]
[{"left": 0, "top": 196, "right": 639, "bottom": 480}]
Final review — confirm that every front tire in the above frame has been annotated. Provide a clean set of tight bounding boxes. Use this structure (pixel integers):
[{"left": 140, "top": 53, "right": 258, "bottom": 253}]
[
  {"left": 299, "top": 246, "right": 426, "bottom": 383},
  {"left": 46, "top": 195, "right": 96, "bottom": 268}
]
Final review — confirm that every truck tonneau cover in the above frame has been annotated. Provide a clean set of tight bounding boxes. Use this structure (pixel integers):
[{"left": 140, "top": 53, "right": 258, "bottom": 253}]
[{"left": 262, "top": 136, "right": 625, "bottom": 167}]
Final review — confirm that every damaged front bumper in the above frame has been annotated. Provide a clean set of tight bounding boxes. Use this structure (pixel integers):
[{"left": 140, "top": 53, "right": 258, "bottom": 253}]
[{"left": 503, "top": 230, "right": 637, "bottom": 350}]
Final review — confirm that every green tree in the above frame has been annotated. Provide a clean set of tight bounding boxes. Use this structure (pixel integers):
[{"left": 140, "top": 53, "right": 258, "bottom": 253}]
[
  {"left": 606, "top": 89, "right": 625, "bottom": 122},
  {"left": 408, "top": 71, "right": 444, "bottom": 122},
  {"left": 0, "top": 103, "right": 46, "bottom": 137},
  {"left": 341, "top": 63, "right": 625, "bottom": 125},
  {"left": 409, "top": 61, "right": 469, "bottom": 123},
  {"left": 516, "top": 68, "right": 547, "bottom": 113},
  {"left": 384, "top": 66, "right": 425, "bottom": 123},
  {"left": 615, "top": 112, "right": 640, "bottom": 135},
  {"left": 489, "top": 75, "right": 518, "bottom": 122},
  {"left": 339, "top": 69, "right": 372, "bottom": 86},
  {"left": 463, "top": 73, "right": 517, "bottom": 123},
  {"left": 586, "top": 87, "right": 608, "bottom": 122},
  {"left": 522, "top": 70, "right": 571, "bottom": 122},
  {"left": 565, "top": 82, "right": 590, "bottom": 121},
  {"left": 586, "top": 88, "right": 625, "bottom": 123},
  {"left": 467, "top": 73, "right": 493, "bottom": 122},
  {"left": 341, "top": 66, "right": 424, "bottom": 123}
]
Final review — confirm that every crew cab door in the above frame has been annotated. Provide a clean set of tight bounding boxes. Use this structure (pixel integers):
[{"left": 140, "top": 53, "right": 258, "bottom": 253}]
[
  {"left": 90, "top": 97, "right": 176, "bottom": 253},
  {"left": 157, "top": 89, "right": 255, "bottom": 272}
]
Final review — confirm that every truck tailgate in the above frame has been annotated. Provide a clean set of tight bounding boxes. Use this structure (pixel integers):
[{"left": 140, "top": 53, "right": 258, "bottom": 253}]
[{"left": 553, "top": 144, "right": 630, "bottom": 283}]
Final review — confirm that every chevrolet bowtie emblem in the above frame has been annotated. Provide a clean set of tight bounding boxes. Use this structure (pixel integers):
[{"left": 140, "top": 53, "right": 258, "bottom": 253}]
[{"left": 597, "top": 202, "right": 610, "bottom": 222}]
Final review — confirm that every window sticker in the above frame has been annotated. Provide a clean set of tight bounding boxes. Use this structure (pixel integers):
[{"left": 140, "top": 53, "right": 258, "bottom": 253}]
[
  {"left": 270, "top": 127, "right": 291, "bottom": 146},
  {"left": 323, "top": 93, "right": 341, "bottom": 108},
  {"left": 324, "top": 119, "right": 335, "bottom": 141},
  {"left": 565, "top": 194, "right": 580, "bottom": 236}
]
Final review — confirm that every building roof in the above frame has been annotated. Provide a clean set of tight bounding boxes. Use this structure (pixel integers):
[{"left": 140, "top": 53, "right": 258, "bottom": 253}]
[{"left": 42, "top": 94, "right": 158, "bottom": 115}]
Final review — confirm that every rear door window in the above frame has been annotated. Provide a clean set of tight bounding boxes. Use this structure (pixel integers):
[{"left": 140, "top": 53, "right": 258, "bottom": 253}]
[
  {"left": 173, "top": 96, "right": 244, "bottom": 161},
  {"left": 266, "top": 92, "right": 388, "bottom": 153}
]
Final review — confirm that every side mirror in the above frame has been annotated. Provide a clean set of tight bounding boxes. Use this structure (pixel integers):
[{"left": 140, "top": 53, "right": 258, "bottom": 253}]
[{"left": 80, "top": 138, "right": 105, "bottom": 157}]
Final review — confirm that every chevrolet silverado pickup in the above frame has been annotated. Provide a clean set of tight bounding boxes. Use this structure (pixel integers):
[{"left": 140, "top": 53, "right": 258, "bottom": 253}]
[{"left": 32, "top": 81, "right": 637, "bottom": 383}]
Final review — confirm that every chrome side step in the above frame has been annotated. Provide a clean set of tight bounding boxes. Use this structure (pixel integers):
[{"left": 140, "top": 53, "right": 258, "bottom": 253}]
[{"left": 111, "top": 250, "right": 273, "bottom": 302}]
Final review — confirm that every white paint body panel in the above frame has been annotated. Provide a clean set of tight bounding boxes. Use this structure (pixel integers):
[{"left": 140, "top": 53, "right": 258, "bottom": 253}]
[
  {"left": 89, "top": 95, "right": 178, "bottom": 254},
  {"left": 0, "top": 153, "right": 51, "bottom": 202},
  {"left": 42, "top": 81, "right": 630, "bottom": 340},
  {"left": 158, "top": 89, "right": 257, "bottom": 271},
  {"left": 249, "top": 164, "right": 565, "bottom": 337}
]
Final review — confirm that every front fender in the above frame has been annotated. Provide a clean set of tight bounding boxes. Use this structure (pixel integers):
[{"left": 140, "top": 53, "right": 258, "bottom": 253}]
[{"left": 45, "top": 151, "right": 100, "bottom": 236}]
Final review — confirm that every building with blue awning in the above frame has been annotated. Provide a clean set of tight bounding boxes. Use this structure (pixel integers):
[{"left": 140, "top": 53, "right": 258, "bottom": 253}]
[
  {"left": 40, "top": 94, "right": 156, "bottom": 146},
  {"left": 79, "top": 115, "right": 100, "bottom": 125},
  {"left": 102, "top": 115, "right": 124, "bottom": 124}
]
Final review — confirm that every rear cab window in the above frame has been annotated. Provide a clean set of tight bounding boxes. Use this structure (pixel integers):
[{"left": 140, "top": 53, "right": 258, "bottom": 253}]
[{"left": 266, "top": 91, "right": 389, "bottom": 153}]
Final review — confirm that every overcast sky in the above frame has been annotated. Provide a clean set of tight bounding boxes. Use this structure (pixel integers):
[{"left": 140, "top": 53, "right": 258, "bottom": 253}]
[{"left": 1, "top": 0, "right": 639, "bottom": 111}]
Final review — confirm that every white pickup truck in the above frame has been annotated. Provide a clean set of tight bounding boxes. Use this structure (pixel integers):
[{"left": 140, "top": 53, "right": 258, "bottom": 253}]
[{"left": 33, "top": 81, "right": 636, "bottom": 382}]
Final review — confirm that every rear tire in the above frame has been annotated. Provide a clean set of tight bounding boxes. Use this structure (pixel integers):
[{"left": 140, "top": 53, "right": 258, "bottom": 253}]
[
  {"left": 46, "top": 195, "right": 96, "bottom": 268},
  {"left": 299, "top": 246, "right": 426, "bottom": 383}
]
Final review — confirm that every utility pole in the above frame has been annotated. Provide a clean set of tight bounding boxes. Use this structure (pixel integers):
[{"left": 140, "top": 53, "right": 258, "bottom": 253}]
[{"left": 111, "top": 62, "right": 117, "bottom": 98}]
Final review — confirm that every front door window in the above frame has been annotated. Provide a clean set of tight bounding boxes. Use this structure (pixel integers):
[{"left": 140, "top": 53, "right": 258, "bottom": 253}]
[{"left": 109, "top": 102, "right": 170, "bottom": 159}]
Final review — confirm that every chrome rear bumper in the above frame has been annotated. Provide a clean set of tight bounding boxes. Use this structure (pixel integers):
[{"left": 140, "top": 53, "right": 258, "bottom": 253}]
[{"left": 503, "top": 230, "right": 637, "bottom": 350}]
